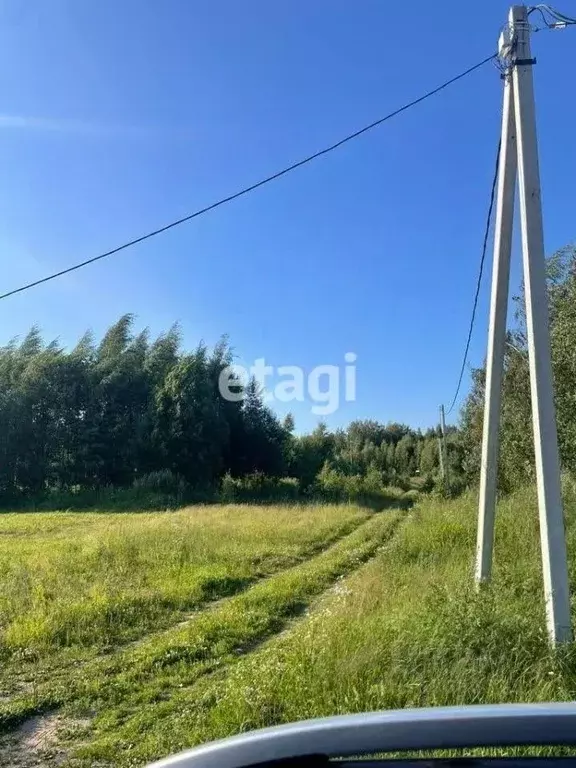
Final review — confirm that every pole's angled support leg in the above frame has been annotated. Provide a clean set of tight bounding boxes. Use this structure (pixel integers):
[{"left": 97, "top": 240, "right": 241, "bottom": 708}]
[
  {"left": 511, "top": 5, "right": 572, "bottom": 643},
  {"left": 476, "top": 67, "right": 517, "bottom": 585}
]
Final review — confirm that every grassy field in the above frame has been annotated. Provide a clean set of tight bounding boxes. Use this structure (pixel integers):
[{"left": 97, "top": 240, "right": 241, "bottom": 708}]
[
  {"left": 4, "top": 484, "right": 576, "bottom": 766},
  {"left": 0, "top": 499, "right": 404, "bottom": 764},
  {"left": 0, "top": 503, "right": 371, "bottom": 659}
]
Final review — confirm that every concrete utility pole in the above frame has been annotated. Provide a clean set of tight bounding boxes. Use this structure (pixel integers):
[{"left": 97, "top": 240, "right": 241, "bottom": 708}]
[
  {"left": 437, "top": 436, "right": 445, "bottom": 480},
  {"left": 476, "top": 59, "right": 517, "bottom": 585},
  {"left": 476, "top": 6, "right": 572, "bottom": 644}
]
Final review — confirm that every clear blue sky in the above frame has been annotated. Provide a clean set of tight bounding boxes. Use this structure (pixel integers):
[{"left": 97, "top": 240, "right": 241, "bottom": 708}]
[{"left": 0, "top": 1, "right": 574, "bottom": 432}]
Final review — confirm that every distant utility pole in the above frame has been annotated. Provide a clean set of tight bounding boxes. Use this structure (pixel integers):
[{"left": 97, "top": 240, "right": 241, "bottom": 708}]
[
  {"left": 476, "top": 6, "right": 572, "bottom": 644},
  {"left": 437, "top": 436, "right": 445, "bottom": 480},
  {"left": 439, "top": 405, "right": 448, "bottom": 485}
]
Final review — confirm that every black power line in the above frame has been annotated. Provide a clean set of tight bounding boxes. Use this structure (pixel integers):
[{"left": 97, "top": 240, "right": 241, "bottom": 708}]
[
  {"left": 0, "top": 52, "right": 496, "bottom": 302},
  {"left": 445, "top": 137, "right": 502, "bottom": 416},
  {"left": 528, "top": 4, "right": 576, "bottom": 27}
]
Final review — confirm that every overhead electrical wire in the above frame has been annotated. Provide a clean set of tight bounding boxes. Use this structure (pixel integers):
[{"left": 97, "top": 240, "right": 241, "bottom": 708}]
[
  {"left": 446, "top": 3, "right": 576, "bottom": 416},
  {"left": 444, "top": 5, "right": 576, "bottom": 417},
  {"left": 529, "top": 6, "right": 556, "bottom": 29},
  {"left": 0, "top": 52, "right": 496, "bottom": 302},
  {"left": 445, "top": 137, "right": 502, "bottom": 416},
  {"left": 528, "top": 4, "right": 576, "bottom": 27}
]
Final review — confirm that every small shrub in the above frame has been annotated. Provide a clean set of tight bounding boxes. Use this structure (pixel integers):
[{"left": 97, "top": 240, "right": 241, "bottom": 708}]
[
  {"left": 133, "top": 470, "right": 187, "bottom": 497},
  {"left": 218, "top": 473, "right": 300, "bottom": 503},
  {"left": 432, "top": 474, "right": 466, "bottom": 500},
  {"left": 220, "top": 472, "right": 236, "bottom": 502},
  {"left": 314, "top": 463, "right": 410, "bottom": 510},
  {"left": 394, "top": 475, "right": 412, "bottom": 492},
  {"left": 421, "top": 474, "right": 435, "bottom": 493}
]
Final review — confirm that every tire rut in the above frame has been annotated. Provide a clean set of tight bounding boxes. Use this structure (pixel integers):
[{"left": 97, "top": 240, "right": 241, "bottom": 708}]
[
  {"left": 0, "top": 514, "right": 370, "bottom": 706},
  {"left": 63, "top": 512, "right": 410, "bottom": 768},
  {"left": 0, "top": 508, "right": 409, "bottom": 767}
]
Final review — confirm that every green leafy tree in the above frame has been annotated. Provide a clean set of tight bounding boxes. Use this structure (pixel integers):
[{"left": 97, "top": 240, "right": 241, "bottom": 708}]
[
  {"left": 233, "top": 379, "right": 287, "bottom": 476},
  {"left": 155, "top": 343, "right": 231, "bottom": 487},
  {"left": 291, "top": 423, "right": 335, "bottom": 488},
  {"left": 419, "top": 438, "right": 439, "bottom": 475},
  {"left": 461, "top": 245, "right": 576, "bottom": 490}
]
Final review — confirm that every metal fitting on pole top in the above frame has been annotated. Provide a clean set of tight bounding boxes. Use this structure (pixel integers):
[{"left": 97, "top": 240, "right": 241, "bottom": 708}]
[{"left": 497, "top": 20, "right": 537, "bottom": 76}]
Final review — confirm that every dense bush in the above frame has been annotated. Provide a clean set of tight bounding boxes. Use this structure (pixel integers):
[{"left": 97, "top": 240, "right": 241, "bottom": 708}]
[
  {"left": 220, "top": 473, "right": 300, "bottom": 503},
  {"left": 133, "top": 470, "right": 188, "bottom": 497},
  {"left": 314, "top": 463, "right": 413, "bottom": 509},
  {"left": 432, "top": 474, "right": 467, "bottom": 500}
]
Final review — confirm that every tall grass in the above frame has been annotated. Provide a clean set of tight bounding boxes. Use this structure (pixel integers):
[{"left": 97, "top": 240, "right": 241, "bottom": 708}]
[
  {"left": 0, "top": 511, "right": 401, "bottom": 738},
  {"left": 78, "top": 482, "right": 576, "bottom": 765},
  {"left": 9, "top": 484, "right": 576, "bottom": 767},
  {"left": 0, "top": 503, "right": 368, "bottom": 658}
]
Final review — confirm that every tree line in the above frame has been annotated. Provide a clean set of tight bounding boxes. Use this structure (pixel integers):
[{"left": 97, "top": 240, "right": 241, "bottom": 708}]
[
  {"left": 0, "top": 314, "right": 457, "bottom": 506},
  {"left": 461, "top": 245, "right": 576, "bottom": 492}
]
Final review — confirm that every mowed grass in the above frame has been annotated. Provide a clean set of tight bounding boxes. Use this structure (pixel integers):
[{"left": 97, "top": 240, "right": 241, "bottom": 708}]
[
  {"left": 73, "top": 479, "right": 576, "bottom": 766},
  {"left": 0, "top": 503, "right": 370, "bottom": 662}
]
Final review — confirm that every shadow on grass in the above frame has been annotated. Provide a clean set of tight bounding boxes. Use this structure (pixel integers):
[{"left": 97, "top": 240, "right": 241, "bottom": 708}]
[{"left": 0, "top": 488, "right": 417, "bottom": 515}]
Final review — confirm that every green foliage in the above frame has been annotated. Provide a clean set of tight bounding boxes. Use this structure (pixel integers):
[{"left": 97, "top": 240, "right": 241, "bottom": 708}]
[
  {"left": 0, "top": 317, "right": 465, "bottom": 508},
  {"left": 219, "top": 473, "right": 300, "bottom": 503},
  {"left": 0, "top": 318, "right": 290, "bottom": 504},
  {"left": 419, "top": 438, "right": 438, "bottom": 474},
  {"left": 395, "top": 434, "right": 417, "bottom": 476},
  {"left": 132, "top": 470, "right": 187, "bottom": 497},
  {"left": 420, "top": 474, "right": 436, "bottom": 492},
  {"left": 432, "top": 474, "right": 467, "bottom": 500},
  {"left": 220, "top": 471, "right": 237, "bottom": 503},
  {"left": 315, "top": 462, "right": 412, "bottom": 509},
  {"left": 287, "top": 423, "right": 335, "bottom": 489},
  {"left": 232, "top": 379, "right": 287, "bottom": 477},
  {"left": 461, "top": 245, "right": 576, "bottom": 491}
]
